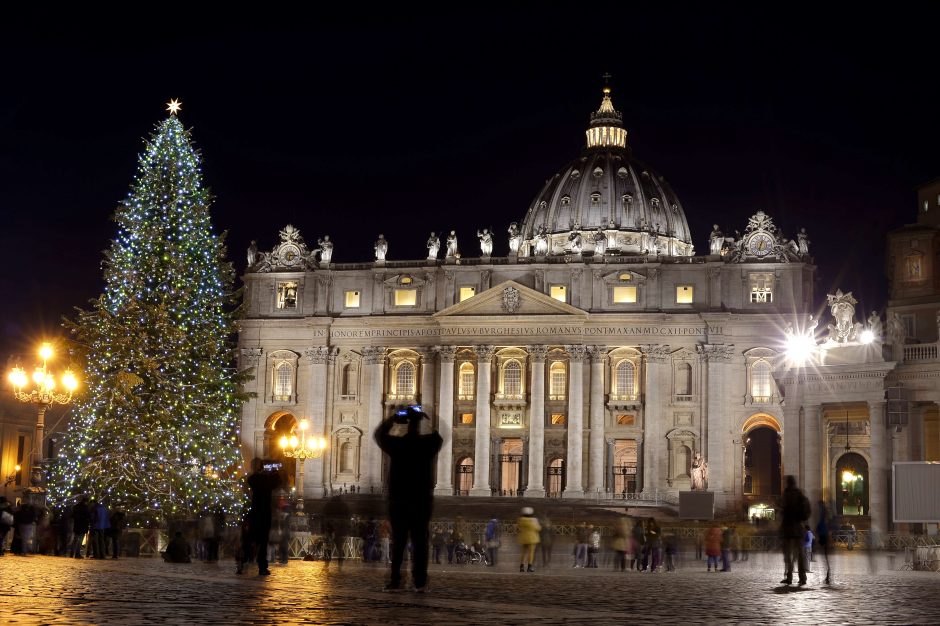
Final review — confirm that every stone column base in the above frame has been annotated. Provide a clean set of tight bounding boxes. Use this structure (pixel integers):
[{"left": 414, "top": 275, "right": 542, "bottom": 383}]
[
  {"left": 562, "top": 490, "right": 584, "bottom": 499},
  {"left": 525, "top": 488, "right": 546, "bottom": 498},
  {"left": 433, "top": 487, "right": 454, "bottom": 497},
  {"left": 469, "top": 487, "right": 492, "bottom": 497}
]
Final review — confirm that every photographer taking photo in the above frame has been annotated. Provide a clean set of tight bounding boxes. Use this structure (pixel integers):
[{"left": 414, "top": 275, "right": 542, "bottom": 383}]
[{"left": 374, "top": 405, "right": 442, "bottom": 592}]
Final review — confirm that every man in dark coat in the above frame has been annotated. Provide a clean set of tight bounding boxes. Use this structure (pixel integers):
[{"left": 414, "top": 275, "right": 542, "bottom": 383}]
[
  {"left": 374, "top": 406, "right": 442, "bottom": 592},
  {"left": 245, "top": 458, "right": 282, "bottom": 576},
  {"left": 70, "top": 497, "right": 91, "bottom": 558},
  {"left": 779, "top": 475, "right": 811, "bottom": 586}
]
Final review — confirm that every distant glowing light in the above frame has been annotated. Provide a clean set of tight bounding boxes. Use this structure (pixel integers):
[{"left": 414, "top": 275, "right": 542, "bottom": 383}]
[
  {"left": 785, "top": 334, "right": 816, "bottom": 366},
  {"left": 166, "top": 99, "right": 182, "bottom": 115},
  {"left": 860, "top": 329, "right": 875, "bottom": 344}
]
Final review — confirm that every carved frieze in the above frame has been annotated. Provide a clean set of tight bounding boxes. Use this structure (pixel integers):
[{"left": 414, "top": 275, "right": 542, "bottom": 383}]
[
  {"left": 565, "top": 344, "right": 588, "bottom": 362},
  {"left": 639, "top": 344, "right": 671, "bottom": 363},
  {"left": 433, "top": 346, "right": 457, "bottom": 362},
  {"left": 587, "top": 345, "right": 608, "bottom": 362},
  {"left": 361, "top": 346, "right": 387, "bottom": 365},
  {"left": 240, "top": 347, "right": 263, "bottom": 366},
  {"left": 697, "top": 344, "right": 735, "bottom": 363},
  {"left": 474, "top": 345, "right": 496, "bottom": 360}
]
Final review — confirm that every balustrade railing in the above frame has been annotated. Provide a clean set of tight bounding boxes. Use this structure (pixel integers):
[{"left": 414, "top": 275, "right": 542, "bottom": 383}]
[{"left": 903, "top": 343, "right": 939, "bottom": 362}]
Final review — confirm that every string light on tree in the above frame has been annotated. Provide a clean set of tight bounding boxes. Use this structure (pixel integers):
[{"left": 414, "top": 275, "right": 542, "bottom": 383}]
[{"left": 50, "top": 102, "right": 246, "bottom": 522}]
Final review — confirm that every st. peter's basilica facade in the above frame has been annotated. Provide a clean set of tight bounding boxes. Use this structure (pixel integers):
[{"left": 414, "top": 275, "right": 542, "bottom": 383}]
[{"left": 237, "top": 88, "right": 940, "bottom": 532}]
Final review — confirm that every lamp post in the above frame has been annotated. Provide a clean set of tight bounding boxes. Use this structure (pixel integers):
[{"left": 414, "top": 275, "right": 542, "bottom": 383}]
[
  {"left": 278, "top": 419, "right": 327, "bottom": 511},
  {"left": 7, "top": 342, "right": 79, "bottom": 490}
]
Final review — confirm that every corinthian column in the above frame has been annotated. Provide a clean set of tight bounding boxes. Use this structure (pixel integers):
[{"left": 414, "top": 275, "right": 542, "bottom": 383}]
[
  {"left": 699, "top": 343, "right": 734, "bottom": 494},
  {"left": 526, "top": 346, "right": 547, "bottom": 497},
  {"left": 362, "top": 346, "right": 386, "bottom": 491},
  {"left": 802, "top": 404, "right": 822, "bottom": 508},
  {"left": 470, "top": 345, "right": 495, "bottom": 496},
  {"left": 640, "top": 345, "right": 669, "bottom": 493},
  {"left": 563, "top": 345, "right": 587, "bottom": 497},
  {"left": 434, "top": 347, "right": 456, "bottom": 495},
  {"left": 587, "top": 346, "right": 607, "bottom": 493},
  {"left": 304, "top": 345, "right": 336, "bottom": 499}
]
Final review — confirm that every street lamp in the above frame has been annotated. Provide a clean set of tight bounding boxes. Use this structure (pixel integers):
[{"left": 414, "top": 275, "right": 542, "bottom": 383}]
[
  {"left": 7, "top": 342, "right": 79, "bottom": 489},
  {"left": 278, "top": 419, "right": 327, "bottom": 510}
]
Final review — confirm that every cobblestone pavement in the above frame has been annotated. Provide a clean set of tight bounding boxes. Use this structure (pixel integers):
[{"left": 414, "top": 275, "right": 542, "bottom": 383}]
[{"left": 1, "top": 551, "right": 938, "bottom": 625}]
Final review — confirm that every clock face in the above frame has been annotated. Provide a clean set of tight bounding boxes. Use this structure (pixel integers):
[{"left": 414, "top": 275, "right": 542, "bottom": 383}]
[
  {"left": 279, "top": 244, "right": 301, "bottom": 266},
  {"left": 747, "top": 232, "right": 774, "bottom": 257}
]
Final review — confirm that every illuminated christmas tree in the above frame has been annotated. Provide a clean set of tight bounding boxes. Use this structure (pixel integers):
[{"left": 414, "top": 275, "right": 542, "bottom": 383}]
[{"left": 50, "top": 101, "right": 246, "bottom": 521}]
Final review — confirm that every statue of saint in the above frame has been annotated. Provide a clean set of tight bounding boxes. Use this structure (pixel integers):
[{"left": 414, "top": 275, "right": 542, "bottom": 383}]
[
  {"left": 507, "top": 222, "right": 522, "bottom": 253},
  {"left": 709, "top": 224, "right": 724, "bottom": 255},
  {"left": 426, "top": 232, "right": 441, "bottom": 259},
  {"left": 797, "top": 228, "right": 811, "bottom": 256},
  {"left": 592, "top": 227, "right": 607, "bottom": 256},
  {"left": 690, "top": 453, "right": 708, "bottom": 491},
  {"left": 887, "top": 312, "right": 906, "bottom": 346},
  {"left": 445, "top": 230, "right": 459, "bottom": 258},
  {"left": 867, "top": 311, "right": 883, "bottom": 342},
  {"left": 534, "top": 225, "right": 549, "bottom": 256},
  {"left": 247, "top": 240, "right": 258, "bottom": 267},
  {"left": 477, "top": 228, "right": 493, "bottom": 257},
  {"left": 374, "top": 234, "right": 388, "bottom": 261},
  {"left": 568, "top": 229, "right": 583, "bottom": 255},
  {"left": 317, "top": 235, "right": 333, "bottom": 265}
]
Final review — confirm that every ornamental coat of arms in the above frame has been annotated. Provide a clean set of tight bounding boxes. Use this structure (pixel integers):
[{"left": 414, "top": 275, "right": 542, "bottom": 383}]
[{"left": 501, "top": 286, "right": 520, "bottom": 314}]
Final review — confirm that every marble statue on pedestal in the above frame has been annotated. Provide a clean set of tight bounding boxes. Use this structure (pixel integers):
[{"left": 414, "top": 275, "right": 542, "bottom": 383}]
[
  {"left": 317, "top": 235, "right": 333, "bottom": 265},
  {"left": 691, "top": 453, "right": 708, "bottom": 491},
  {"left": 867, "top": 311, "right": 883, "bottom": 342},
  {"left": 446, "top": 230, "right": 459, "bottom": 258},
  {"left": 534, "top": 225, "right": 549, "bottom": 256},
  {"left": 797, "top": 228, "right": 811, "bottom": 256},
  {"left": 247, "top": 240, "right": 258, "bottom": 267},
  {"left": 826, "top": 289, "right": 862, "bottom": 343},
  {"left": 568, "top": 229, "right": 583, "bottom": 255},
  {"left": 427, "top": 232, "right": 441, "bottom": 259},
  {"left": 508, "top": 222, "right": 522, "bottom": 254},
  {"left": 592, "top": 227, "right": 607, "bottom": 256},
  {"left": 477, "top": 228, "right": 493, "bottom": 257},
  {"left": 374, "top": 234, "right": 388, "bottom": 261},
  {"left": 709, "top": 225, "right": 724, "bottom": 255},
  {"left": 887, "top": 312, "right": 906, "bottom": 346}
]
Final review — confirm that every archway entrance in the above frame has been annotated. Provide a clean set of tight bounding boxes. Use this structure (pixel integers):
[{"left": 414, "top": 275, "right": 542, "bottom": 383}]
[
  {"left": 835, "top": 452, "right": 869, "bottom": 516},
  {"left": 499, "top": 439, "right": 523, "bottom": 495},
  {"left": 613, "top": 439, "right": 638, "bottom": 496},
  {"left": 455, "top": 457, "right": 473, "bottom": 495},
  {"left": 743, "top": 424, "right": 781, "bottom": 497},
  {"left": 264, "top": 412, "right": 298, "bottom": 492},
  {"left": 547, "top": 458, "right": 565, "bottom": 498}
]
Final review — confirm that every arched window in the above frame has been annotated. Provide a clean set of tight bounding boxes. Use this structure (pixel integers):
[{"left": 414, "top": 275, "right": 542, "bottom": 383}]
[
  {"left": 458, "top": 362, "right": 475, "bottom": 399},
  {"left": 503, "top": 360, "right": 522, "bottom": 396},
  {"left": 340, "top": 441, "right": 355, "bottom": 473},
  {"left": 751, "top": 360, "right": 772, "bottom": 402},
  {"left": 549, "top": 362, "right": 566, "bottom": 399},
  {"left": 274, "top": 362, "right": 293, "bottom": 399},
  {"left": 395, "top": 361, "right": 415, "bottom": 395},
  {"left": 676, "top": 363, "right": 692, "bottom": 396},
  {"left": 616, "top": 361, "right": 636, "bottom": 398}
]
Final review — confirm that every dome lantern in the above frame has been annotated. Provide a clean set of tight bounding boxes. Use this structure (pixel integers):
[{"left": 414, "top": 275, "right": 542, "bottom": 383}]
[{"left": 586, "top": 86, "right": 627, "bottom": 150}]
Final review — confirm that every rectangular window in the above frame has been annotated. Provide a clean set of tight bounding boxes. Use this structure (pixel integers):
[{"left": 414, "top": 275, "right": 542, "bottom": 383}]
[
  {"left": 460, "top": 413, "right": 474, "bottom": 425},
  {"left": 394, "top": 288, "right": 417, "bottom": 306},
  {"left": 613, "top": 285, "right": 637, "bottom": 304},
  {"left": 616, "top": 414, "right": 636, "bottom": 426},
  {"left": 901, "top": 314, "right": 915, "bottom": 338},
  {"left": 676, "top": 285, "right": 694, "bottom": 304},
  {"left": 276, "top": 281, "right": 298, "bottom": 309},
  {"left": 459, "top": 286, "right": 476, "bottom": 302},
  {"left": 550, "top": 285, "right": 567, "bottom": 302},
  {"left": 550, "top": 413, "right": 566, "bottom": 425},
  {"left": 344, "top": 290, "right": 361, "bottom": 308},
  {"left": 749, "top": 273, "right": 774, "bottom": 304}
]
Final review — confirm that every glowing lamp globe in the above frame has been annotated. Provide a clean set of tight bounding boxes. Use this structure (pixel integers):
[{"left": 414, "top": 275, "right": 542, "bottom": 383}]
[{"left": 860, "top": 329, "right": 875, "bottom": 344}]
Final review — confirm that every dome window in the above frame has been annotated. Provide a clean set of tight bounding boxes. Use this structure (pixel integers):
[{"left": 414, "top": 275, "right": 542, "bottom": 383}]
[
  {"left": 570, "top": 169, "right": 581, "bottom": 180},
  {"left": 617, "top": 167, "right": 629, "bottom": 178},
  {"left": 618, "top": 273, "right": 632, "bottom": 281},
  {"left": 590, "top": 192, "right": 601, "bottom": 204},
  {"left": 401, "top": 276, "right": 413, "bottom": 285},
  {"left": 672, "top": 204, "right": 679, "bottom": 213},
  {"left": 622, "top": 194, "right": 633, "bottom": 204},
  {"left": 539, "top": 201, "right": 547, "bottom": 209},
  {"left": 651, "top": 198, "right": 661, "bottom": 207},
  {"left": 561, "top": 195, "right": 571, "bottom": 206},
  {"left": 641, "top": 171, "right": 650, "bottom": 177},
  {"left": 593, "top": 167, "right": 604, "bottom": 178}
]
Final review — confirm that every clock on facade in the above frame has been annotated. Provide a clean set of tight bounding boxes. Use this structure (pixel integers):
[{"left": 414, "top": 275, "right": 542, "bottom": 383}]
[{"left": 747, "top": 232, "right": 774, "bottom": 258}]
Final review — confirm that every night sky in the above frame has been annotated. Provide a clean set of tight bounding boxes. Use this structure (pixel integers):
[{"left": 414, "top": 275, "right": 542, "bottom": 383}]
[{"left": 2, "top": 6, "right": 939, "bottom": 359}]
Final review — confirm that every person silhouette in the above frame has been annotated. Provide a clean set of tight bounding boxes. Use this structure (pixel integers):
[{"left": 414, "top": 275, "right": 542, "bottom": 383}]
[{"left": 374, "top": 406, "right": 442, "bottom": 592}]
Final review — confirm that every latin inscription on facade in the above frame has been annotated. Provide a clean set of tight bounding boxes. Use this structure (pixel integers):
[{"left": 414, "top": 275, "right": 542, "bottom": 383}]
[{"left": 329, "top": 325, "right": 719, "bottom": 340}]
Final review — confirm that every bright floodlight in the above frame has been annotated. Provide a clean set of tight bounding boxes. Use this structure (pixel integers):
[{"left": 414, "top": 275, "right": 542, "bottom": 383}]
[
  {"left": 8, "top": 367, "right": 27, "bottom": 388},
  {"left": 38, "top": 343, "right": 54, "bottom": 361},
  {"left": 785, "top": 334, "right": 816, "bottom": 366},
  {"left": 279, "top": 435, "right": 289, "bottom": 449},
  {"left": 299, "top": 419, "right": 309, "bottom": 431},
  {"left": 842, "top": 471, "right": 857, "bottom": 483},
  {"left": 62, "top": 369, "right": 78, "bottom": 391},
  {"left": 860, "top": 329, "right": 875, "bottom": 344}
]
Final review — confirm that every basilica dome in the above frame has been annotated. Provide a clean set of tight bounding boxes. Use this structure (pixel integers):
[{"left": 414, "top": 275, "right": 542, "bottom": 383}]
[{"left": 518, "top": 88, "right": 693, "bottom": 257}]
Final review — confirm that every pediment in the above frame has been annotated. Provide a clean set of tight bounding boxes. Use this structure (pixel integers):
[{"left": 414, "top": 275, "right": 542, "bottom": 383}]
[
  {"left": 433, "top": 280, "right": 588, "bottom": 318},
  {"left": 600, "top": 269, "right": 647, "bottom": 284}
]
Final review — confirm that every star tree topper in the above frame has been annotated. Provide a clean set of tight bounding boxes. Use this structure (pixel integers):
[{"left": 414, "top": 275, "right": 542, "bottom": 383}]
[{"left": 166, "top": 98, "right": 182, "bottom": 115}]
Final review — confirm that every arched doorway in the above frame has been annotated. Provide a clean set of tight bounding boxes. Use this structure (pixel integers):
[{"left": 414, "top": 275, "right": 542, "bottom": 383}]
[
  {"left": 264, "top": 412, "right": 298, "bottom": 492},
  {"left": 455, "top": 457, "right": 473, "bottom": 495},
  {"left": 835, "top": 452, "right": 869, "bottom": 516},
  {"left": 742, "top": 414, "right": 782, "bottom": 498},
  {"left": 547, "top": 458, "right": 565, "bottom": 498},
  {"left": 499, "top": 439, "right": 523, "bottom": 495}
]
